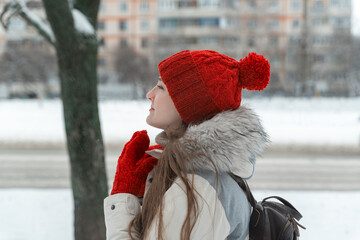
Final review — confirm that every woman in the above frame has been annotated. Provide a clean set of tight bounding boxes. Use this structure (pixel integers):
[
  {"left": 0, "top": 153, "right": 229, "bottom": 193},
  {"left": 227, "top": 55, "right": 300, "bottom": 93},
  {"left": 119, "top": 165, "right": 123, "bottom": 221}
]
[{"left": 104, "top": 50, "right": 270, "bottom": 240}]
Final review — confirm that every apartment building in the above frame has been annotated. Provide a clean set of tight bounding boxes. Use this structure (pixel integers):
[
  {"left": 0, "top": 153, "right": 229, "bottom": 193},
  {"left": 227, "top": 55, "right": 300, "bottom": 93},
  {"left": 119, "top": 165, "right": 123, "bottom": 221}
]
[
  {"left": 155, "top": 0, "right": 241, "bottom": 60},
  {"left": 152, "top": 0, "right": 352, "bottom": 95},
  {"left": 0, "top": 0, "right": 353, "bottom": 96},
  {"left": 153, "top": 0, "right": 288, "bottom": 92},
  {"left": 0, "top": 0, "right": 60, "bottom": 98},
  {"left": 97, "top": 0, "right": 158, "bottom": 74},
  {"left": 286, "top": 0, "right": 352, "bottom": 95}
]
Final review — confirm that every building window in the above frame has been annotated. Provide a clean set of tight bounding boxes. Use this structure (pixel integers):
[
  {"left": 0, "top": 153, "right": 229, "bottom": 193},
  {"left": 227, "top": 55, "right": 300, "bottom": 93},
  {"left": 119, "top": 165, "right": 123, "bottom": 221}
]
[
  {"left": 330, "top": 0, "right": 340, "bottom": 7},
  {"left": 289, "top": 36, "right": 299, "bottom": 44},
  {"left": 180, "top": 18, "right": 198, "bottom": 26},
  {"left": 311, "top": 35, "right": 331, "bottom": 45},
  {"left": 247, "top": 0, "right": 256, "bottom": 10},
  {"left": 141, "top": 38, "right": 149, "bottom": 48},
  {"left": 220, "top": 17, "right": 238, "bottom": 28},
  {"left": 292, "top": 19, "right": 300, "bottom": 28},
  {"left": 223, "top": 0, "right": 238, "bottom": 8},
  {"left": 140, "top": 20, "right": 150, "bottom": 30},
  {"left": 330, "top": 0, "right": 350, "bottom": 8},
  {"left": 178, "top": 1, "right": 197, "bottom": 8},
  {"left": 224, "top": 37, "right": 238, "bottom": 45},
  {"left": 139, "top": 1, "right": 150, "bottom": 12},
  {"left": 247, "top": 18, "right": 257, "bottom": 28},
  {"left": 158, "top": 0, "right": 175, "bottom": 10},
  {"left": 312, "top": 18, "right": 328, "bottom": 27},
  {"left": 120, "top": 39, "right": 128, "bottom": 48},
  {"left": 200, "top": 36, "right": 219, "bottom": 45},
  {"left": 330, "top": 72, "right": 346, "bottom": 81},
  {"left": 330, "top": 17, "right": 350, "bottom": 28},
  {"left": 119, "top": 21, "right": 128, "bottom": 31},
  {"left": 199, "top": 0, "right": 220, "bottom": 9},
  {"left": 199, "top": 18, "right": 219, "bottom": 27},
  {"left": 119, "top": 2, "right": 128, "bottom": 12},
  {"left": 97, "top": 21, "right": 105, "bottom": 30},
  {"left": 312, "top": 54, "right": 325, "bottom": 64},
  {"left": 159, "top": 18, "right": 178, "bottom": 29},
  {"left": 268, "top": 1, "right": 279, "bottom": 12},
  {"left": 312, "top": 0, "right": 326, "bottom": 12},
  {"left": 268, "top": 19, "right": 279, "bottom": 29},
  {"left": 291, "top": 0, "right": 301, "bottom": 11},
  {"left": 248, "top": 38, "right": 256, "bottom": 47}
]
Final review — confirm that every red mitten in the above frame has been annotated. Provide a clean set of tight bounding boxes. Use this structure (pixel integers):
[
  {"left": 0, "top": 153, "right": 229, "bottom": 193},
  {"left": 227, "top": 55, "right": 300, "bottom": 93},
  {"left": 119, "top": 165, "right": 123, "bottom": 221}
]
[{"left": 111, "top": 130, "right": 159, "bottom": 197}]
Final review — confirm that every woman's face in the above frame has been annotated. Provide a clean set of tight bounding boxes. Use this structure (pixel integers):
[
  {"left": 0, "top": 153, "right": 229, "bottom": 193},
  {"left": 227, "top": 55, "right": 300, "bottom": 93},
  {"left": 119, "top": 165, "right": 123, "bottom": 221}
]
[{"left": 146, "top": 79, "right": 182, "bottom": 130}]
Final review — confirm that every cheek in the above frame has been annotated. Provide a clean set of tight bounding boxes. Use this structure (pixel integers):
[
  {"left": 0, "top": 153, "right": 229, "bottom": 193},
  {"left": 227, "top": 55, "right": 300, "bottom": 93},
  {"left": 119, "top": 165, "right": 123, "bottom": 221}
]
[{"left": 165, "top": 99, "right": 182, "bottom": 122}]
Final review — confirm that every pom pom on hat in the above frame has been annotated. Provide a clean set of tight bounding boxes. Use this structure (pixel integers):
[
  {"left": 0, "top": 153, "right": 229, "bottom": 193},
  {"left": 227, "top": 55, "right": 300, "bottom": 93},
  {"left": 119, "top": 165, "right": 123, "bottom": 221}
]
[
  {"left": 238, "top": 52, "right": 271, "bottom": 91},
  {"left": 158, "top": 50, "right": 271, "bottom": 124}
]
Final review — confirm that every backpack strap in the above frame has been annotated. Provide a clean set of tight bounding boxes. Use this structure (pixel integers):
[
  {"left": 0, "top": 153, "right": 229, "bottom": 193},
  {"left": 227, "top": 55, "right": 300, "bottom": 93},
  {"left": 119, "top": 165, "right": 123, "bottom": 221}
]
[
  {"left": 229, "top": 173, "right": 306, "bottom": 236},
  {"left": 229, "top": 173, "right": 256, "bottom": 207},
  {"left": 229, "top": 173, "right": 263, "bottom": 227},
  {"left": 229, "top": 173, "right": 304, "bottom": 224},
  {"left": 262, "top": 196, "right": 303, "bottom": 220}
]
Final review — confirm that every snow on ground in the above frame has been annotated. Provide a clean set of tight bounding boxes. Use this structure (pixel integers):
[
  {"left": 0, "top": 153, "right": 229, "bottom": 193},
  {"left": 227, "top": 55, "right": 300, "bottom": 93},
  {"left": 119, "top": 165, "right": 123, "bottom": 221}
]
[
  {"left": 0, "top": 98, "right": 359, "bottom": 239},
  {"left": 0, "top": 97, "right": 359, "bottom": 147},
  {"left": 0, "top": 189, "right": 359, "bottom": 240}
]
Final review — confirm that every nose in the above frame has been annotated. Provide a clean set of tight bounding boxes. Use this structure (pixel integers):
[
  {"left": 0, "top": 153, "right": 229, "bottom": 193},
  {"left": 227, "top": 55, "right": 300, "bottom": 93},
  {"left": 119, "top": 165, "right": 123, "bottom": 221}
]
[{"left": 146, "top": 87, "right": 154, "bottom": 101}]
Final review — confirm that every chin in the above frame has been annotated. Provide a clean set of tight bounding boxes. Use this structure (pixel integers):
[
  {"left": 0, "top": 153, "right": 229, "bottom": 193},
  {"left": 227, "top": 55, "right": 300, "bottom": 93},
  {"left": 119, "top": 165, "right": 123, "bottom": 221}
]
[{"left": 146, "top": 117, "right": 165, "bottom": 130}]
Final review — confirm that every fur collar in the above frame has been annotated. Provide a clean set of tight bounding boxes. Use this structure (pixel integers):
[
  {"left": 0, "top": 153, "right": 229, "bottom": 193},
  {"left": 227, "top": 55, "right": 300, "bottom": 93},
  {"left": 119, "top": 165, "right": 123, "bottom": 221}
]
[{"left": 148, "top": 106, "right": 269, "bottom": 179}]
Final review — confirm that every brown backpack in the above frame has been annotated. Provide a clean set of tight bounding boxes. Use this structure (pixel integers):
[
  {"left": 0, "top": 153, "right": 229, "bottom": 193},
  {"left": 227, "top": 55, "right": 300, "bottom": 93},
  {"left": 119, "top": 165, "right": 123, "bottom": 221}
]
[{"left": 230, "top": 174, "right": 306, "bottom": 240}]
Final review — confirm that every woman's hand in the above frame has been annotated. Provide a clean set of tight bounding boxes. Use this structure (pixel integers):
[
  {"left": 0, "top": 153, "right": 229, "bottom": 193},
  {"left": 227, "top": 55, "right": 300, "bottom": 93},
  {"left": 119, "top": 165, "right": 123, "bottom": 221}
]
[{"left": 111, "top": 130, "right": 159, "bottom": 197}]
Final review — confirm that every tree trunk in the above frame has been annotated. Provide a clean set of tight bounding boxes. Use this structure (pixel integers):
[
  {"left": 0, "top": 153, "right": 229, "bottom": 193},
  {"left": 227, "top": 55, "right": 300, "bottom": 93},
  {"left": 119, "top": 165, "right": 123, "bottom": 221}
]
[{"left": 42, "top": 1, "right": 108, "bottom": 239}]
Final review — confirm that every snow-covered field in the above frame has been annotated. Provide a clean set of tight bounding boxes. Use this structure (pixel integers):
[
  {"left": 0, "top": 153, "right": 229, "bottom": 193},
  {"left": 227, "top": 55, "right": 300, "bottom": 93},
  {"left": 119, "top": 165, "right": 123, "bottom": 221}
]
[
  {"left": 1, "top": 97, "right": 360, "bottom": 239},
  {"left": 0, "top": 189, "right": 359, "bottom": 240},
  {"left": 0, "top": 97, "right": 359, "bottom": 148}
]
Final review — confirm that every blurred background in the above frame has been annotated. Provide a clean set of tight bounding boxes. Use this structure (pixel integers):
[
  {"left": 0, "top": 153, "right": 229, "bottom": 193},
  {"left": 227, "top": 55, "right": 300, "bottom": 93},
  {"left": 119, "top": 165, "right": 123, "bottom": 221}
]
[
  {"left": 0, "top": 0, "right": 359, "bottom": 240},
  {"left": 1, "top": 0, "right": 360, "bottom": 99}
]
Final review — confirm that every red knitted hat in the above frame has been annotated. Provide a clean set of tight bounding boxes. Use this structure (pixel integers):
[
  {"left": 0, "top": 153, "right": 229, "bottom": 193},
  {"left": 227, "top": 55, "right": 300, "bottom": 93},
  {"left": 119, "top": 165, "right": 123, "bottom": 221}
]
[{"left": 158, "top": 50, "right": 270, "bottom": 124}]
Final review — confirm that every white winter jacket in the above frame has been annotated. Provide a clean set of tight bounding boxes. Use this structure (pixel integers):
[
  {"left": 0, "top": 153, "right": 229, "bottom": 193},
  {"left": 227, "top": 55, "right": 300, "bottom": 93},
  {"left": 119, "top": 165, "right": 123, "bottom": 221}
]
[{"left": 104, "top": 106, "right": 268, "bottom": 240}]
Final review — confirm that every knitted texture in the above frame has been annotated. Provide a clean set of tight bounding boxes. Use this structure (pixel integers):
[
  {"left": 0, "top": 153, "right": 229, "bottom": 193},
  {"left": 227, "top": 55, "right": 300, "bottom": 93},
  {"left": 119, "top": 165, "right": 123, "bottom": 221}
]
[
  {"left": 238, "top": 52, "right": 270, "bottom": 91},
  {"left": 111, "top": 130, "right": 159, "bottom": 197},
  {"left": 158, "top": 50, "right": 270, "bottom": 124}
]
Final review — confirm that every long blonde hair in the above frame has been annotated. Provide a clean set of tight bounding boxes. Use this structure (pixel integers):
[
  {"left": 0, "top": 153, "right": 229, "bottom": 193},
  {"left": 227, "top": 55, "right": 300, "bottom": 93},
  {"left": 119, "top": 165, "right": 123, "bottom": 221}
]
[{"left": 129, "top": 122, "right": 218, "bottom": 239}]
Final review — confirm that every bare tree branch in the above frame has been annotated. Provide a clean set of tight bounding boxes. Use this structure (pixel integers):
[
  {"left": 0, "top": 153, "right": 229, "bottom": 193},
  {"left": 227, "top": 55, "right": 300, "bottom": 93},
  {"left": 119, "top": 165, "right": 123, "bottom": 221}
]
[{"left": 0, "top": 1, "right": 55, "bottom": 46}]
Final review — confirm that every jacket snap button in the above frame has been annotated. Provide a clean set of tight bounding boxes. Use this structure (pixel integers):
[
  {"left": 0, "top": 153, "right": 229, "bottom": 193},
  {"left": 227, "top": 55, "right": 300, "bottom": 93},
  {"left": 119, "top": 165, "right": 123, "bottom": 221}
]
[{"left": 111, "top": 204, "right": 115, "bottom": 210}]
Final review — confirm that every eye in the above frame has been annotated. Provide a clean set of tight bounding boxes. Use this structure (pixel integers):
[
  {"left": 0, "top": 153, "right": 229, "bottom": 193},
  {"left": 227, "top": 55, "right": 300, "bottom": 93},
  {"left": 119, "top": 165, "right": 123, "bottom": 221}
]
[{"left": 157, "top": 85, "right": 164, "bottom": 90}]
